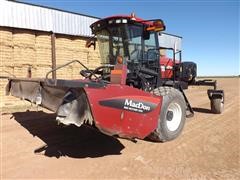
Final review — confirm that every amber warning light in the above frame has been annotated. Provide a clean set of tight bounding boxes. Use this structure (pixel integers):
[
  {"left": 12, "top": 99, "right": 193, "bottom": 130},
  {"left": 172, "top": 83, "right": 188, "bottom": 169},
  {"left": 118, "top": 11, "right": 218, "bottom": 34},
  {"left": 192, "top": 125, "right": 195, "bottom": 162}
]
[{"left": 147, "top": 20, "right": 165, "bottom": 32}]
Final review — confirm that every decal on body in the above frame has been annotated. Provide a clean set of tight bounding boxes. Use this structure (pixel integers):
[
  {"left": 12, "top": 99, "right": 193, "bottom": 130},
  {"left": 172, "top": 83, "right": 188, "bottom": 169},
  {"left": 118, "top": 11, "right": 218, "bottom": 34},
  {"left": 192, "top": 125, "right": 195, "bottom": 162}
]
[{"left": 99, "top": 98, "right": 157, "bottom": 113}]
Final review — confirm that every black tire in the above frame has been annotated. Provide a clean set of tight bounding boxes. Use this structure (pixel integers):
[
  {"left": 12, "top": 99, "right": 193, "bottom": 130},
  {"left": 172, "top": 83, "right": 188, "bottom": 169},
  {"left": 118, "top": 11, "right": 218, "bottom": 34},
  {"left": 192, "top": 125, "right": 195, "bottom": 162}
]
[
  {"left": 149, "top": 87, "right": 186, "bottom": 142},
  {"left": 211, "top": 98, "right": 224, "bottom": 114}
]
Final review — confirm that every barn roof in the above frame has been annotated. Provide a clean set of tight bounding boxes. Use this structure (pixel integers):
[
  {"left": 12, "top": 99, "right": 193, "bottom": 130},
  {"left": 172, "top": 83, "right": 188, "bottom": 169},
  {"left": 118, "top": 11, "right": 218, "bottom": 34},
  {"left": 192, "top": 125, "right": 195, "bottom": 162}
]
[
  {"left": 0, "top": 0, "right": 182, "bottom": 50},
  {"left": 0, "top": 0, "right": 99, "bottom": 37}
]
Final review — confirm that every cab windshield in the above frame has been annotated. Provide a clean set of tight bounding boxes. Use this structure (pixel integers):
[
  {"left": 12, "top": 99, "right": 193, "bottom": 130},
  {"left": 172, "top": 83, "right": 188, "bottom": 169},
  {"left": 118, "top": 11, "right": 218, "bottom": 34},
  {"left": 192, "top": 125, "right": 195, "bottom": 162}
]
[{"left": 96, "top": 24, "right": 158, "bottom": 65}]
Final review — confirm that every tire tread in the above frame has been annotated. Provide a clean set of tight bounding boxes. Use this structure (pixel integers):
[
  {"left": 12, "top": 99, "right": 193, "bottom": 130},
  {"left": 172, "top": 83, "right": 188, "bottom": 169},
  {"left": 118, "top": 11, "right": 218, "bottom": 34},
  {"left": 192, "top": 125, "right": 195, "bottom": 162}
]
[{"left": 149, "top": 86, "right": 186, "bottom": 142}]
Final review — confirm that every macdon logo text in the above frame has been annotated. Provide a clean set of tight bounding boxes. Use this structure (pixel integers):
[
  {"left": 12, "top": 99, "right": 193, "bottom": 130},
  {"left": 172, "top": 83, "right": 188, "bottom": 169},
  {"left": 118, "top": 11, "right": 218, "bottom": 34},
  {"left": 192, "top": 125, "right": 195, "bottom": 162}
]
[{"left": 124, "top": 99, "right": 151, "bottom": 112}]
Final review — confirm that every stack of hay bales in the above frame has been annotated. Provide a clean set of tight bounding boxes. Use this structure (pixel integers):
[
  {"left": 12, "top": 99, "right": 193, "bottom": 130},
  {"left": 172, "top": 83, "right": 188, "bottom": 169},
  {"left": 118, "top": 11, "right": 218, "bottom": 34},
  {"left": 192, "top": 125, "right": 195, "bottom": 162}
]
[
  {"left": 87, "top": 42, "right": 101, "bottom": 69},
  {"left": 35, "top": 32, "right": 52, "bottom": 78},
  {"left": 0, "top": 28, "right": 13, "bottom": 67},
  {"left": 71, "top": 38, "right": 88, "bottom": 79},
  {"left": 13, "top": 29, "right": 36, "bottom": 77},
  {"left": 55, "top": 35, "right": 101, "bottom": 79},
  {"left": 0, "top": 66, "right": 16, "bottom": 108},
  {"left": 55, "top": 35, "right": 74, "bottom": 79},
  {"left": 0, "top": 27, "right": 16, "bottom": 108},
  {"left": 1, "top": 27, "right": 102, "bottom": 110}
]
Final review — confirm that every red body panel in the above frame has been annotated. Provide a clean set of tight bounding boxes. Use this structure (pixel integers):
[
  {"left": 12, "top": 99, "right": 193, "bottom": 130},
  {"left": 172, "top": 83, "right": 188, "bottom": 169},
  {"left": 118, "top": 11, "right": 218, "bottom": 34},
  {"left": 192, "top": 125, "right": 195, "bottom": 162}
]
[
  {"left": 98, "top": 15, "right": 153, "bottom": 26},
  {"left": 84, "top": 85, "right": 162, "bottom": 139},
  {"left": 160, "top": 56, "right": 174, "bottom": 78},
  {"left": 160, "top": 56, "right": 180, "bottom": 79}
]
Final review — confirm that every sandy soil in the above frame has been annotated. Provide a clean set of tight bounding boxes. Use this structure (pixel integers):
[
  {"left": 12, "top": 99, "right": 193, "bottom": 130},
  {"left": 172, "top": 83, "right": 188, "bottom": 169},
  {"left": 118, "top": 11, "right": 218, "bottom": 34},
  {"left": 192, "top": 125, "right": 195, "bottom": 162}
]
[{"left": 1, "top": 78, "right": 239, "bottom": 179}]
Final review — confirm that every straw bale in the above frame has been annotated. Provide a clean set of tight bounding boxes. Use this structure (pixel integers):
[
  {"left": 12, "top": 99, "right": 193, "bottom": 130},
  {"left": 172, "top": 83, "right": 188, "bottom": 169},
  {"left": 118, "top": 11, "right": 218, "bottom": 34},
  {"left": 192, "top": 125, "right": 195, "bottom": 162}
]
[
  {"left": 0, "top": 80, "right": 8, "bottom": 98},
  {"left": 35, "top": 65, "right": 52, "bottom": 78},
  {"left": 13, "top": 29, "right": 35, "bottom": 48},
  {"left": 72, "top": 67, "right": 85, "bottom": 79},
  {"left": 0, "top": 78, "right": 8, "bottom": 91},
  {"left": 56, "top": 35, "right": 73, "bottom": 50},
  {"left": 0, "top": 45, "right": 14, "bottom": 66},
  {"left": 13, "top": 65, "right": 35, "bottom": 78},
  {"left": 0, "top": 90, "right": 5, "bottom": 97},
  {"left": 0, "top": 66, "right": 10, "bottom": 96},
  {"left": 36, "top": 47, "right": 52, "bottom": 65},
  {"left": 88, "top": 57, "right": 100, "bottom": 64},
  {"left": 72, "top": 50, "right": 88, "bottom": 64},
  {"left": 0, "top": 89, "right": 5, "bottom": 98},
  {"left": 87, "top": 54, "right": 101, "bottom": 66},
  {"left": 86, "top": 61, "right": 101, "bottom": 70},
  {"left": 1, "top": 95, "right": 31, "bottom": 109},
  {"left": 0, "top": 27, "right": 13, "bottom": 47},
  {"left": 71, "top": 38, "right": 86, "bottom": 50},
  {"left": 1, "top": 96, "right": 15, "bottom": 106},
  {"left": 88, "top": 51, "right": 100, "bottom": 58},
  {"left": 0, "top": 66, "right": 14, "bottom": 78},
  {"left": 13, "top": 46, "right": 36, "bottom": 66},
  {"left": 89, "top": 64, "right": 100, "bottom": 70},
  {"left": 13, "top": 65, "right": 37, "bottom": 78},
  {"left": 56, "top": 49, "right": 74, "bottom": 65},
  {"left": 35, "top": 33, "right": 51, "bottom": 49},
  {"left": 56, "top": 66, "right": 73, "bottom": 79}
]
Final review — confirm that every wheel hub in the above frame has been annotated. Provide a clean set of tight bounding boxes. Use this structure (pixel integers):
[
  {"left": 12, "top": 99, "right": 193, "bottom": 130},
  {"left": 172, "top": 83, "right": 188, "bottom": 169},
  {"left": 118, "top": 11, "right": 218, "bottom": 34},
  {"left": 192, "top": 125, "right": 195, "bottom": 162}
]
[
  {"left": 166, "top": 111, "right": 174, "bottom": 121},
  {"left": 166, "top": 102, "right": 182, "bottom": 131}
]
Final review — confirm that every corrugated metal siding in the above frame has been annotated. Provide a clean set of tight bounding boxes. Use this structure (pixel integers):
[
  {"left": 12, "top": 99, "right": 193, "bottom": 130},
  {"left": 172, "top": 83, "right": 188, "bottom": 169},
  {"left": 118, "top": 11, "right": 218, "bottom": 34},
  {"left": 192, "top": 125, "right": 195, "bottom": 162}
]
[
  {"left": 0, "top": 1, "right": 181, "bottom": 44},
  {"left": 0, "top": 0, "right": 98, "bottom": 37}
]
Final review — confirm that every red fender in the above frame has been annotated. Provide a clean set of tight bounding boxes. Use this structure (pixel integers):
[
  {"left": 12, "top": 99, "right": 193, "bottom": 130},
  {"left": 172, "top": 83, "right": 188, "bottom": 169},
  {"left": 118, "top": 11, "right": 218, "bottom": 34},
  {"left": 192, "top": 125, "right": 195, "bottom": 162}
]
[{"left": 84, "top": 84, "right": 162, "bottom": 139}]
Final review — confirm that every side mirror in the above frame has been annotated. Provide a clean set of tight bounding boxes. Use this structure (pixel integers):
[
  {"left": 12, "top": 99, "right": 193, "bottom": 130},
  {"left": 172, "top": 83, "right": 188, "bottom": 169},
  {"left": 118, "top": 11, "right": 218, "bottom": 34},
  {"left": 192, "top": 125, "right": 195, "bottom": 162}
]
[{"left": 85, "top": 37, "right": 96, "bottom": 49}]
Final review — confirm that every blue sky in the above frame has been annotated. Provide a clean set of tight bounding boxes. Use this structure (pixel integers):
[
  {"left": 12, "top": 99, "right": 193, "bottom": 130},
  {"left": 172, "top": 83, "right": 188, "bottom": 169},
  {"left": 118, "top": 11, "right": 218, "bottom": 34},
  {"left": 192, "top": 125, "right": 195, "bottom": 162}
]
[{"left": 23, "top": 0, "right": 239, "bottom": 76}]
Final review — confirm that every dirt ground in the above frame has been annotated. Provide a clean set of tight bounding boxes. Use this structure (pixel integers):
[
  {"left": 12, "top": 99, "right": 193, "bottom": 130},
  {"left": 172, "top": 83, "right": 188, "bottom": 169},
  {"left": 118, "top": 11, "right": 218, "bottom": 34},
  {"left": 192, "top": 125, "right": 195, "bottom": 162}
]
[{"left": 0, "top": 78, "right": 239, "bottom": 179}]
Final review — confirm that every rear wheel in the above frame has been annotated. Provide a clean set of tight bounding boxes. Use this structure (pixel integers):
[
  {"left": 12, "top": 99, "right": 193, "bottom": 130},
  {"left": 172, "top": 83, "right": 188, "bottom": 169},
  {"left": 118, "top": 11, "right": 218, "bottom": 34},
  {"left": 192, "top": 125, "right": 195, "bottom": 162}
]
[
  {"left": 149, "top": 87, "right": 186, "bottom": 142},
  {"left": 211, "top": 98, "right": 224, "bottom": 114}
]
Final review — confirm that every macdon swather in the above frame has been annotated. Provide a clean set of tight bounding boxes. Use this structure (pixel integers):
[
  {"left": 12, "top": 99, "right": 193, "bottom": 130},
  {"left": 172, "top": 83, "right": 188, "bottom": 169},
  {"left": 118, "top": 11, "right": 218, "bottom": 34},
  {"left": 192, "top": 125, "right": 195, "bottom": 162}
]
[{"left": 6, "top": 14, "right": 224, "bottom": 142}]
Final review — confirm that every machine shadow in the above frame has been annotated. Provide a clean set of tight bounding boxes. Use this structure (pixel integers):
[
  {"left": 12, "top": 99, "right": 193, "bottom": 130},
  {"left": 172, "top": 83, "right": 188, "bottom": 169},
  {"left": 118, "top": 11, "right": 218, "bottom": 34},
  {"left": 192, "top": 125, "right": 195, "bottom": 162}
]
[
  {"left": 12, "top": 111, "right": 125, "bottom": 159},
  {"left": 192, "top": 107, "right": 213, "bottom": 114}
]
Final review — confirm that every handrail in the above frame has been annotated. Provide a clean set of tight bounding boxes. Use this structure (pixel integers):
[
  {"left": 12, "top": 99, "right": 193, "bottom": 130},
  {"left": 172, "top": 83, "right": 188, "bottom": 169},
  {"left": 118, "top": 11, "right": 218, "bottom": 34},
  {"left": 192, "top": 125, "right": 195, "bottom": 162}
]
[{"left": 45, "top": 60, "right": 98, "bottom": 80}]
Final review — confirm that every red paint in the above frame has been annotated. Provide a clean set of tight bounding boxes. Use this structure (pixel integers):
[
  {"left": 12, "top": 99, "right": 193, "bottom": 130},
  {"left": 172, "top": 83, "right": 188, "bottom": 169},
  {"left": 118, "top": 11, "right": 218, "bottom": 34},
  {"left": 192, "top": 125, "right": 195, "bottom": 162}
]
[
  {"left": 84, "top": 85, "right": 162, "bottom": 139},
  {"left": 95, "top": 15, "right": 154, "bottom": 26},
  {"left": 110, "top": 64, "right": 127, "bottom": 85},
  {"left": 160, "top": 56, "right": 180, "bottom": 79}
]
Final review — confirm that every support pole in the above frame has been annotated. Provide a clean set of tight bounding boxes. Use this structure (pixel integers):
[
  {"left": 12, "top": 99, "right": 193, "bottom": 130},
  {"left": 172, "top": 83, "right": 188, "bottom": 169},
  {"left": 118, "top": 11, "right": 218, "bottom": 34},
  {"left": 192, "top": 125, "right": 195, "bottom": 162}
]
[{"left": 51, "top": 32, "right": 56, "bottom": 79}]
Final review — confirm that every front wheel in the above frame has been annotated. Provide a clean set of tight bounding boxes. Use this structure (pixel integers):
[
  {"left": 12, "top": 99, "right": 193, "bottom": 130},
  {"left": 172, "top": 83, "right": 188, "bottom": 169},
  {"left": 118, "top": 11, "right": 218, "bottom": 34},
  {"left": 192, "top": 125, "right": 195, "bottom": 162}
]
[
  {"left": 149, "top": 87, "right": 186, "bottom": 142},
  {"left": 211, "top": 98, "right": 224, "bottom": 114}
]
